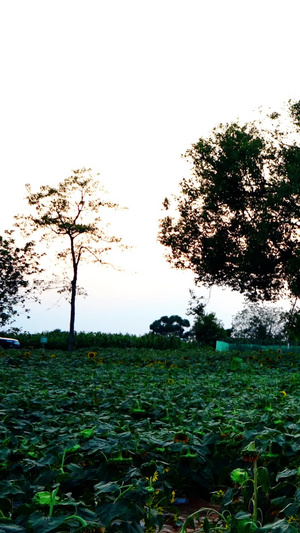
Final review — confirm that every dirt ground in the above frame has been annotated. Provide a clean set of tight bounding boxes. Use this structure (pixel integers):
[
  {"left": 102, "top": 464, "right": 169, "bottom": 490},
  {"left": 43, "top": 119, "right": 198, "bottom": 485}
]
[{"left": 161, "top": 497, "right": 221, "bottom": 533}]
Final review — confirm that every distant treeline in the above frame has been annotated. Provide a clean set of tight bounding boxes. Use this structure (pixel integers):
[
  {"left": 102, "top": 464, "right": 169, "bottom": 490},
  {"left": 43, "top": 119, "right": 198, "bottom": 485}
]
[{"left": 0, "top": 329, "right": 199, "bottom": 350}]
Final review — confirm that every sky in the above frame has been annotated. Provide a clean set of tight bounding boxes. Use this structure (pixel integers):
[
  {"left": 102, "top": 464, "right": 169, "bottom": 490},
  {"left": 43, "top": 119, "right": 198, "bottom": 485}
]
[{"left": 1, "top": 0, "right": 299, "bottom": 335}]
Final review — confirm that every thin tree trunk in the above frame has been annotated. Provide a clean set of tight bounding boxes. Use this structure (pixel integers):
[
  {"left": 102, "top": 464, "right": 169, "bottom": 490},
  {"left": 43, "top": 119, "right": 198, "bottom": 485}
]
[
  {"left": 68, "top": 277, "right": 77, "bottom": 351},
  {"left": 69, "top": 237, "right": 78, "bottom": 352}
]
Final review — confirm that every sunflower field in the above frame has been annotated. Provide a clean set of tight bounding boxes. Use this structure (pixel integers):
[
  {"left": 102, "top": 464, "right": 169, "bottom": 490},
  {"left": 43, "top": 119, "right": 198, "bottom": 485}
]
[{"left": 0, "top": 346, "right": 299, "bottom": 532}]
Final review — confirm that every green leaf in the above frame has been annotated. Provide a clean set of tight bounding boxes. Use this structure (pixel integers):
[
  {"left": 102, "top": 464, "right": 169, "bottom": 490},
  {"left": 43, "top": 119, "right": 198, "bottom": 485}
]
[
  {"left": 0, "top": 482, "right": 24, "bottom": 498},
  {"left": 0, "top": 448, "right": 10, "bottom": 461},
  {"left": 27, "top": 512, "right": 67, "bottom": 533},
  {"left": 256, "top": 518, "right": 291, "bottom": 531},
  {"left": 80, "top": 427, "right": 95, "bottom": 438},
  {"left": 96, "top": 501, "right": 142, "bottom": 526},
  {"left": 283, "top": 502, "right": 300, "bottom": 517},
  {"left": 231, "top": 468, "right": 250, "bottom": 484},
  {"left": 33, "top": 491, "right": 59, "bottom": 506},
  {"left": 234, "top": 513, "right": 258, "bottom": 532},
  {"left": 185, "top": 516, "right": 195, "bottom": 530},
  {"left": 94, "top": 481, "right": 120, "bottom": 495},
  {"left": 257, "top": 466, "right": 270, "bottom": 492},
  {"left": 0, "top": 523, "right": 26, "bottom": 532},
  {"left": 64, "top": 444, "right": 81, "bottom": 453},
  {"left": 203, "top": 516, "right": 210, "bottom": 533},
  {"left": 115, "top": 522, "right": 144, "bottom": 533},
  {"left": 271, "top": 496, "right": 287, "bottom": 507},
  {"left": 222, "top": 487, "right": 239, "bottom": 507},
  {"left": 276, "top": 468, "right": 298, "bottom": 481},
  {"left": 236, "top": 519, "right": 258, "bottom": 533},
  {"left": 231, "top": 357, "right": 243, "bottom": 371}
]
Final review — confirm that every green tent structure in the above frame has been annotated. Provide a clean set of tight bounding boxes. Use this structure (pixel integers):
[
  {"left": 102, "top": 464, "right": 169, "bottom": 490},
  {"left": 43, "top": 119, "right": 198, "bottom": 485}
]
[{"left": 216, "top": 340, "right": 300, "bottom": 353}]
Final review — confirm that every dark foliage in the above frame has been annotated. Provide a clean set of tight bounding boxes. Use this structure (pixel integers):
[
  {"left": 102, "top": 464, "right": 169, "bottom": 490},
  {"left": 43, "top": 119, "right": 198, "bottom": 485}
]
[
  {"left": 0, "top": 232, "right": 41, "bottom": 326},
  {"left": 0, "top": 329, "right": 197, "bottom": 350},
  {"left": 231, "top": 303, "right": 287, "bottom": 344},
  {"left": 159, "top": 101, "right": 300, "bottom": 303},
  {"left": 149, "top": 315, "right": 190, "bottom": 337}
]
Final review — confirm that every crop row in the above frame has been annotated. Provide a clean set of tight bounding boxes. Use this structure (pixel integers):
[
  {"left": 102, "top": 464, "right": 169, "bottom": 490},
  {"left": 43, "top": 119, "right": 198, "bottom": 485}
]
[
  {"left": 0, "top": 348, "right": 299, "bottom": 532},
  {"left": 0, "top": 330, "right": 191, "bottom": 350}
]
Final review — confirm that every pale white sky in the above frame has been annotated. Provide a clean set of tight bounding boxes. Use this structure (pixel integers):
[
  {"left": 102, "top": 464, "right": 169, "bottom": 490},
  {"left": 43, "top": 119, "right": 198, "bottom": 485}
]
[{"left": 1, "top": 0, "right": 299, "bottom": 334}]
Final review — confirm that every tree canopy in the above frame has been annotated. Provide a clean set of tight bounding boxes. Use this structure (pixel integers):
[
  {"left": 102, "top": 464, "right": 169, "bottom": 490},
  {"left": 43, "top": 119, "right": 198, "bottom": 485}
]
[
  {"left": 158, "top": 101, "right": 300, "bottom": 304},
  {"left": 231, "top": 303, "right": 287, "bottom": 344},
  {"left": 149, "top": 315, "right": 190, "bottom": 337},
  {"left": 186, "top": 290, "right": 228, "bottom": 345},
  {"left": 18, "top": 168, "right": 128, "bottom": 350},
  {"left": 191, "top": 312, "right": 227, "bottom": 346},
  {"left": 0, "top": 231, "right": 40, "bottom": 326}
]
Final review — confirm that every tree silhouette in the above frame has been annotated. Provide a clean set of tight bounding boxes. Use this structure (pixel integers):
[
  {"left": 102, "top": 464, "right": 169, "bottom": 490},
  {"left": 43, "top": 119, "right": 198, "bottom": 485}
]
[
  {"left": 0, "top": 231, "right": 41, "bottom": 326},
  {"left": 159, "top": 101, "right": 300, "bottom": 306},
  {"left": 149, "top": 315, "right": 190, "bottom": 337},
  {"left": 18, "top": 168, "right": 128, "bottom": 350},
  {"left": 186, "top": 290, "right": 227, "bottom": 345},
  {"left": 231, "top": 303, "right": 286, "bottom": 344}
]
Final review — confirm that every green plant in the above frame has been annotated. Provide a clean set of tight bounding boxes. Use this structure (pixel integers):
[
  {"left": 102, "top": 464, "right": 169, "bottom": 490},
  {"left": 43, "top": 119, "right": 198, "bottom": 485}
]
[{"left": 0, "top": 346, "right": 299, "bottom": 531}]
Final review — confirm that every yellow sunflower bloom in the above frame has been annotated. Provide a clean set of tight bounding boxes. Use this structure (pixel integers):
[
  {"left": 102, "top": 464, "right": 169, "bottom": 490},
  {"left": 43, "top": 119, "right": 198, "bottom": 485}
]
[{"left": 152, "top": 471, "right": 159, "bottom": 482}]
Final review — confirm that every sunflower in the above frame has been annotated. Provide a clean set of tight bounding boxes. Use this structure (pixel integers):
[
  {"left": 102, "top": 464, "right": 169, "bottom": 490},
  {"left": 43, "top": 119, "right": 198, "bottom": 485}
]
[
  {"left": 174, "top": 432, "right": 189, "bottom": 444},
  {"left": 242, "top": 441, "right": 259, "bottom": 462},
  {"left": 242, "top": 452, "right": 259, "bottom": 463},
  {"left": 87, "top": 351, "right": 97, "bottom": 359},
  {"left": 152, "top": 470, "right": 159, "bottom": 482}
]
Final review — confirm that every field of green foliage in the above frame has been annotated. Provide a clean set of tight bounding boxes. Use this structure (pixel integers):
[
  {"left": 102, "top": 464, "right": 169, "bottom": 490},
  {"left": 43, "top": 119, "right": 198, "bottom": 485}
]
[{"left": 0, "top": 344, "right": 299, "bottom": 532}]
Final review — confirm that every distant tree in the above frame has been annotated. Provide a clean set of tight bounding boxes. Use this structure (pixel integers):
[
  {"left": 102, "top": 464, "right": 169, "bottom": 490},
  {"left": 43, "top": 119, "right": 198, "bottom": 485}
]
[
  {"left": 16, "top": 168, "right": 128, "bottom": 351},
  {"left": 192, "top": 312, "right": 227, "bottom": 346},
  {"left": 0, "top": 231, "right": 41, "bottom": 326},
  {"left": 158, "top": 100, "right": 300, "bottom": 305},
  {"left": 186, "top": 290, "right": 227, "bottom": 346},
  {"left": 231, "top": 303, "right": 287, "bottom": 344},
  {"left": 186, "top": 289, "right": 206, "bottom": 318},
  {"left": 281, "top": 306, "right": 300, "bottom": 344},
  {"left": 149, "top": 315, "right": 190, "bottom": 337}
]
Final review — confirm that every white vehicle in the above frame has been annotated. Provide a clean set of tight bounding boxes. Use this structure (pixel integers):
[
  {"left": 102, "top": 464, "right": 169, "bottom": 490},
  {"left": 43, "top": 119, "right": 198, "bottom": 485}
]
[{"left": 0, "top": 337, "right": 21, "bottom": 349}]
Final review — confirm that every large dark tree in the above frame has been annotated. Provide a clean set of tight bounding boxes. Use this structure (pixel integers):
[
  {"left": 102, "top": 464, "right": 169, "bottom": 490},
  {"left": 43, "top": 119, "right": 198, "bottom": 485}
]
[
  {"left": 17, "top": 168, "right": 128, "bottom": 351},
  {"left": 159, "top": 101, "right": 300, "bottom": 304},
  {"left": 0, "top": 231, "right": 40, "bottom": 326}
]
